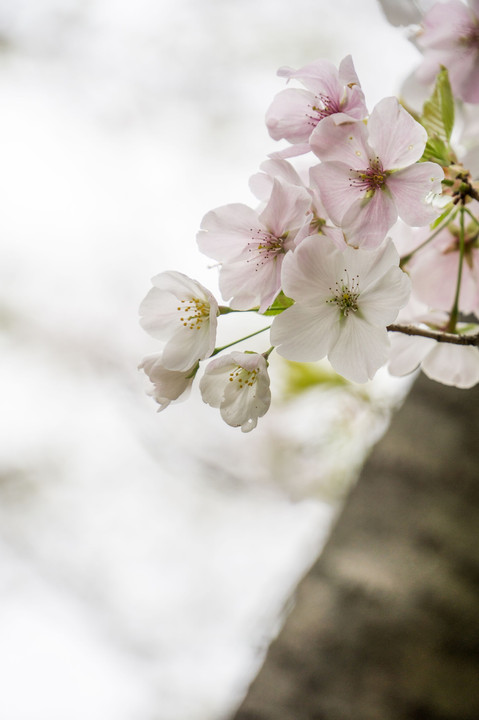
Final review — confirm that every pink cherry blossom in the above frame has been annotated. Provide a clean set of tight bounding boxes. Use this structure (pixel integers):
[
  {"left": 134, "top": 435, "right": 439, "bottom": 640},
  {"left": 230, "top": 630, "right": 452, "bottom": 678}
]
[
  {"left": 271, "top": 235, "right": 411, "bottom": 383},
  {"left": 197, "top": 178, "right": 311, "bottom": 312},
  {"left": 416, "top": 0, "right": 479, "bottom": 104},
  {"left": 405, "top": 213, "right": 479, "bottom": 314},
  {"left": 310, "top": 97, "right": 444, "bottom": 247},
  {"left": 249, "top": 158, "right": 346, "bottom": 249},
  {"left": 139, "top": 271, "right": 218, "bottom": 371},
  {"left": 139, "top": 353, "right": 196, "bottom": 411},
  {"left": 265, "top": 55, "right": 368, "bottom": 157},
  {"left": 200, "top": 351, "right": 271, "bottom": 432}
]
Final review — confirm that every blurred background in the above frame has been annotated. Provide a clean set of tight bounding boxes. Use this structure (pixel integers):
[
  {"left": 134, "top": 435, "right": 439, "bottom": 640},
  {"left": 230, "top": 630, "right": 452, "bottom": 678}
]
[{"left": 0, "top": 1, "right": 419, "bottom": 718}]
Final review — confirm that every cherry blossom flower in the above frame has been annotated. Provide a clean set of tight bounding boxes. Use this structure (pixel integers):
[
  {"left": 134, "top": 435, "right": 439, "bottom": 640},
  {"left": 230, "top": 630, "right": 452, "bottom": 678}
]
[
  {"left": 200, "top": 352, "right": 271, "bottom": 432},
  {"left": 249, "top": 158, "right": 346, "bottom": 249},
  {"left": 388, "top": 313, "right": 479, "bottom": 388},
  {"left": 270, "top": 235, "right": 411, "bottom": 382},
  {"left": 310, "top": 96, "right": 444, "bottom": 247},
  {"left": 139, "top": 354, "right": 196, "bottom": 411},
  {"left": 197, "top": 178, "right": 311, "bottom": 312},
  {"left": 416, "top": 0, "right": 479, "bottom": 104},
  {"left": 265, "top": 55, "right": 368, "bottom": 157},
  {"left": 139, "top": 271, "right": 218, "bottom": 372},
  {"left": 405, "top": 215, "right": 479, "bottom": 314}
]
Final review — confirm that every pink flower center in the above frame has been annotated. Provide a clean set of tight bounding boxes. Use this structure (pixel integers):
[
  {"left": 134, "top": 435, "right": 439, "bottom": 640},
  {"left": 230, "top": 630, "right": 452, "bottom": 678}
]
[
  {"left": 349, "top": 158, "right": 387, "bottom": 193},
  {"left": 247, "top": 229, "right": 286, "bottom": 270},
  {"left": 306, "top": 92, "right": 342, "bottom": 127},
  {"left": 460, "top": 23, "right": 479, "bottom": 49}
]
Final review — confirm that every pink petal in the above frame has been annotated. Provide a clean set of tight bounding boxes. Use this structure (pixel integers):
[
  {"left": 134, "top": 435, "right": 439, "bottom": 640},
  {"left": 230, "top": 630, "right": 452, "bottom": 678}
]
[
  {"left": 338, "top": 55, "right": 360, "bottom": 88},
  {"left": 259, "top": 178, "right": 311, "bottom": 237},
  {"left": 265, "top": 88, "right": 317, "bottom": 144},
  {"left": 367, "top": 97, "right": 427, "bottom": 169},
  {"left": 411, "top": 247, "right": 479, "bottom": 314},
  {"left": 419, "top": 0, "right": 472, "bottom": 50},
  {"left": 310, "top": 114, "right": 370, "bottom": 166},
  {"left": 219, "top": 255, "right": 283, "bottom": 312},
  {"left": 277, "top": 58, "right": 342, "bottom": 98},
  {"left": 342, "top": 188, "right": 398, "bottom": 248},
  {"left": 268, "top": 143, "right": 312, "bottom": 159},
  {"left": 197, "top": 204, "right": 263, "bottom": 261},
  {"left": 387, "top": 162, "right": 444, "bottom": 227},
  {"left": 311, "top": 161, "right": 363, "bottom": 227},
  {"left": 453, "top": 48, "right": 479, "bottom": 103}
]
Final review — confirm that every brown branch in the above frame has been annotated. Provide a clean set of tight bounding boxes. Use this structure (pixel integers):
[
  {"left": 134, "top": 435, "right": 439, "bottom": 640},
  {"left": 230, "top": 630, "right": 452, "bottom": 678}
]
[{"left": 387, "top": 323, "right": 479, "bottom": 346}]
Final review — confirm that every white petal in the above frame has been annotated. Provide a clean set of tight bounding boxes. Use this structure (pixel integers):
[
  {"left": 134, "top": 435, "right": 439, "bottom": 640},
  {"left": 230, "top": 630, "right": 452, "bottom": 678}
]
[
  {"left": 359, "top": 265, "right": 411, "bottom": 326},
  {"left": 271, "top": 303, "right": 340, "bottom": 361},
  {"left": 422, "top": 344, "right": 479, "bottom": 389},
  {"left": 280, "top": 234, "right": 339, "bottom": 303},
  {"left": 328, "top": 315, "right": 390, "bottom": 382}
]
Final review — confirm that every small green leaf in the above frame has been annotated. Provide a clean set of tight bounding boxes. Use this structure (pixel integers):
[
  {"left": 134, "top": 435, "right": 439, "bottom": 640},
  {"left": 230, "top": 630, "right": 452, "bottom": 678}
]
[
  {"left": 419, "top": 67, "right": 455, "bottom": 165},
  {"left": 420, "top": 136, "right": 450, "bottom": 165},
  {"left": 263, "top": 291, "right": 294, "bottom": 316},
  {"left": 281, "top": 360, "right": 349, "bottom": 397},
  {"left": 430, "top": 203, "right": 454, "bottom": 230}
]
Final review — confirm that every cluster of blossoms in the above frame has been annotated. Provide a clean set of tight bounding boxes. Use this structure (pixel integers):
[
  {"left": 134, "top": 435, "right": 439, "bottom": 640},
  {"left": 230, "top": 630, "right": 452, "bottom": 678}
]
[{"left": 139, "top": 0, "right": 479, "bottom": 431}]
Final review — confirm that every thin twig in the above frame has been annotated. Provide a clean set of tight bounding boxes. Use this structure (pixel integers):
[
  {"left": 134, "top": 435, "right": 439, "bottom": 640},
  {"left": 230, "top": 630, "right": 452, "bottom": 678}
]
[{"left": 387, "top": 324, "right": 479, "bottom": 346}]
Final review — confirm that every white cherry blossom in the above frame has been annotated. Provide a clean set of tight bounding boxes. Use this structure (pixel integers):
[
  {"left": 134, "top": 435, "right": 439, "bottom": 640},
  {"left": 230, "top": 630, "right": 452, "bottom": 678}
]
[
  {"left": 271, "top": 235, "right": 411, "bottom": 382},
  {"left": 139, "top": 271, "right": 218, "bottom": 372},
  {"left": 200, "top": 352, "right": 271, "bottom": 432},
  {"left": 139, "top": 354, "right": 196, "bottom": 411}
]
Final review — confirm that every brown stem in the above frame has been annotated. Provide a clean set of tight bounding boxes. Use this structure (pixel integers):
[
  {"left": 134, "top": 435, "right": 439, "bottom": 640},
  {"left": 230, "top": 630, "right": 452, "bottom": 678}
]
[{"left": 387, "top": 323, "right": 479, "bottom": 346}]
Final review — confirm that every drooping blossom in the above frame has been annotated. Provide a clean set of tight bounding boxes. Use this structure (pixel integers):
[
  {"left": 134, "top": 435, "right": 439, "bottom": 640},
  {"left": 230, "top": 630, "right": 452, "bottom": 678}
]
[
  {"left": 416, "top": 0, "right": 479, "bottom": 104},
  {"left": 388, "top": 311, "right": 479, "bottom": 388},
  {"left": 200, "top": 351, "right": 271, "bottom": 432},
  {"left": 139, "top": 353, "right": 196, "bottom": 411},
  {"left": 139, "top": 271, "right": 218, "bottom": 372},
  {"left": 197, "top": 178, "right": 311, "bottom": 312},
  {"left": 271, "top": 235, "right": 411, "bottom": 382},
  {"left": 311, "top": 96, "right": 444, "bottom": 247},
  {"left": 265, "top": 55, "right": 368, "bottom": 157}
]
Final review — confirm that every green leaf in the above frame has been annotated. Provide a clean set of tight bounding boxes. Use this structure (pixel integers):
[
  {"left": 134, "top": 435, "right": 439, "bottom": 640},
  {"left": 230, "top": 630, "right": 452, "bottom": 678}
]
[
  {"left": 419, "top": 67, "right": 455, "bottom": 161},
  {"left": 430, "top": 203, "right": 454, "bottom": 230},
  {"left": 281, "top": 360, "right": 350, "bottom": 397},
  {"left": 420, "top": 136, "right": 451, "bottom": 165},
  {"left": 263, "top": 291, "right": 294, "bottom": 316}
]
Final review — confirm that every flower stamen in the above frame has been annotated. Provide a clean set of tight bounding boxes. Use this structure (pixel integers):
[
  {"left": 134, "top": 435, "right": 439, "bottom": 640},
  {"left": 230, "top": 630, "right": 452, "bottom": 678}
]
[
  {"left": 349, "top": 157, "right": 387, "bottom": 192},
  {"left": 327, "top": 271, "right": 361, "bottom": 316},
  {"left": 228, "top": 366, "right": 260, "bottom": 388},
  {"left": 178, "top": 297, "right": 210, "bottom": 330}
]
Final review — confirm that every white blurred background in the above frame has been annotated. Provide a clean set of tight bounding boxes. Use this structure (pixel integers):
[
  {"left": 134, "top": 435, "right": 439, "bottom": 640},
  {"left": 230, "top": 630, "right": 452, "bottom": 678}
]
[{"left": 0, "top": 2, "right": 418, "bottom": 718}]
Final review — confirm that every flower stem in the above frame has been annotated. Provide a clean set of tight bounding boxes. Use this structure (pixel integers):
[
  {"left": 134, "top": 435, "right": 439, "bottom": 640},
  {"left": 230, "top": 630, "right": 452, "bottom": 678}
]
[
  {"left": 218, "top": 305, "right": 259, "bottom": 314},
  {"left": 211, "top": 325, "right": 272, "bottom": 356},
  {"left": 446, "top": 206, "right": 465, "bottom": 332},
  {"left": 387, "top": 323, "right": 479, "bottom": 346},
  {"left": 463, "top": 206, "right": 479, "bottom": 226}
]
